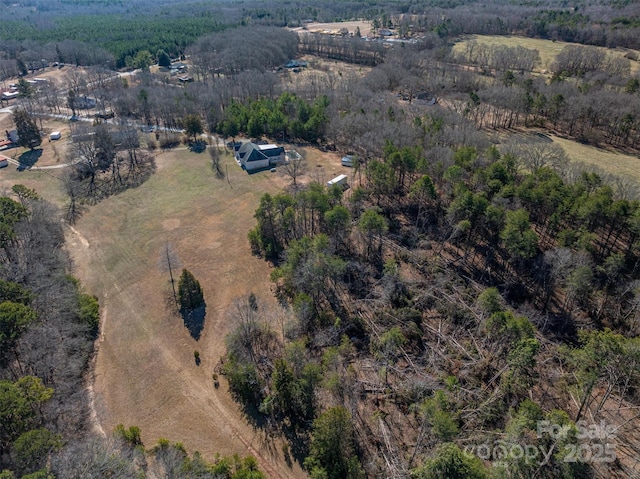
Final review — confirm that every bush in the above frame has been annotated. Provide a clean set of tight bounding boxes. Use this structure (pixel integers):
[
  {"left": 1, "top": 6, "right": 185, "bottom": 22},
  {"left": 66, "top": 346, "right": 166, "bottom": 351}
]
[
  {"left": 114, "top": 424, "right": 143, "bottom": 448},
  {"left": 78, "top": 293, "right": 99, "bottom": 338}
]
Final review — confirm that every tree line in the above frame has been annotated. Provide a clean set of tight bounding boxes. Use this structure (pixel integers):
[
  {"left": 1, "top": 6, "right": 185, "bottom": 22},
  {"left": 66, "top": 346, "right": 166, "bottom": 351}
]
[
  {"left": 0, "top": 12, "right": 228, "bottom": 69},
  {"left": 0, "top": 186, "right": 99, "bottom": 478},
  {"left": 216, "top": 92, "right": 329, "bottom": 143},
  {"left": 187, "top": 27, "right": 299, "bottom": 82},
  {"left": 2, "top": 0, "right": 639, "bottom": 73},
  {"left": 454, "top": 44, "right": 640, "bottom": 150}
]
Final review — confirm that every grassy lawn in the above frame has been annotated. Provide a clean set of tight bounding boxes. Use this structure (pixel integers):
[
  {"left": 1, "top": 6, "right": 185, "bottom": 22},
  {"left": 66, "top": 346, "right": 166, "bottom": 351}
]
[
  {"left": 453, "top": 34, "right": 640, "bottom": 74},
  {"left": 0, "top": 161, "right": 68, "bottom": 204}
]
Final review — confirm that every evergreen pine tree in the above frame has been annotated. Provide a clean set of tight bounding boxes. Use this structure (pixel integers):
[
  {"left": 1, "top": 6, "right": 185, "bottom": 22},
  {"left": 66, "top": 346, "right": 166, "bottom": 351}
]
[
  {"left": 177, "top": 269, "right": 204, "bottom": 312},
  {"left": 12, "top": 109, "right": 41, "bottom": 150}
]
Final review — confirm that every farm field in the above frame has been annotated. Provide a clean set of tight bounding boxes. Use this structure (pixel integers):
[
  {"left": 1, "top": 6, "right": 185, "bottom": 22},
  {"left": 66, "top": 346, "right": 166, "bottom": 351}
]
[{"left": 453, "top": 34, "right": 640, "bottom": 75}]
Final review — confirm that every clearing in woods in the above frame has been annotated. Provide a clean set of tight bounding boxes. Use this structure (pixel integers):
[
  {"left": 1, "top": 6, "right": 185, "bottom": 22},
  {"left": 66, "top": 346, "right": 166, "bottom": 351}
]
[
  {"left": 550, "top": 135, "right": 640, "bottom": 184},
  {"left": 290, "top": 20, "right": 374, "bottom": 37},
  {"left": 0, "top": 137, "right": 348, "bottom": 477},
  {"left": 453, "top": 34, "right": 640, "bottom": 75},
  {"left": 64, "top": 146, "right": 347, "bottom": 477}
]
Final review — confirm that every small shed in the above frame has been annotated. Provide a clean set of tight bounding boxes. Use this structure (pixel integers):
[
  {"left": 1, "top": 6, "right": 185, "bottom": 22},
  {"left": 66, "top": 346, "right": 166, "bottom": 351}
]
[
  {"left": 327, "top": 174, "right": 348, "bottom": 189},
  {"left": 50, "top": 131, "right": 61, "bottom": 140}
]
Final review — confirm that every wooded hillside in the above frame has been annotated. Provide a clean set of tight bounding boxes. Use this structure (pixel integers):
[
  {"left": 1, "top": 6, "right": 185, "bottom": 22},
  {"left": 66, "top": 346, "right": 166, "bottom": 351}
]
[{"left": 2, "top": 0, "right": 640, "bottom": 477}]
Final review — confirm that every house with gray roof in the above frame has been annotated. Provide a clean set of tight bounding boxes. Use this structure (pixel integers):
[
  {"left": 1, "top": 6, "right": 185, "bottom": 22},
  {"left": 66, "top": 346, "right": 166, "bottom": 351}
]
[{"left": 235, "top": 142, "right": 285, "bottom": 172}]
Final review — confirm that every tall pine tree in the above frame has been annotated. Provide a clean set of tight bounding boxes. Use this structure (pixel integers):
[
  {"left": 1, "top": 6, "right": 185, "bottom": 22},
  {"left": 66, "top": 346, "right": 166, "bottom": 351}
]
[
  {"left": 12, "top": 109, "right": 41, "bottom": 150},
  {"left": 177, "top": 269, "right": 204, "bottom": 312}
]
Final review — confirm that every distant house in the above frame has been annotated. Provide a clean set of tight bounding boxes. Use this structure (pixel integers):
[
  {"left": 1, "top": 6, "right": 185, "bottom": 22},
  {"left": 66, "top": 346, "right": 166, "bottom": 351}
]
[
  {"left": 235, "top": 142, "right": 285, "bottom": 171},
  {"left": 76, "top": 96, "right": 97, "bottom": 109},
  {"left": 170, "top": 62, "right": 188, "bottom": 72},
  {"left": 284, "top": 59, "right": 308, "bottom": 69},
  {"left": 415, "top": 91, "right": 436, "bottom": 104},
  {"left": 2, "top": 91, "right": 19, "bottom": 101},
  {"left": 94, "top": 110, "right": 114, "bottom": 119}
]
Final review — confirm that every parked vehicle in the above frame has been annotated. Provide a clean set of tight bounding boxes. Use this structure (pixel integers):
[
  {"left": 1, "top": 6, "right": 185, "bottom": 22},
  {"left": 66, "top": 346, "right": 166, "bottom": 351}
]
[
  {"left": 341, "top": 155, "right": 355, "bottom": 167},
  {"left": 95, "top": 110, "right": 114, "bottom": 119}
]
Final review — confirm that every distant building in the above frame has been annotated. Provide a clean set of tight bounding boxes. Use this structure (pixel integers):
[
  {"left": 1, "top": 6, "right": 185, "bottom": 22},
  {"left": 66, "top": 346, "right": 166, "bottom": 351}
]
[
  {"left": 327, "top": 174, "right": 348, "bottom": 189},
  {"left": 1, "top": 91, "right": 19, "bottom": 101},
  {"left": 6, "top": 130, "right": 19, "bottom": 145},
  {"left": 76, "top": 96, "right": 97, "bottom": 109},
  {"left": 284, "top": 59, "right": 308, "bottom": 69},
  {"left": 170, "top": 62, "right": 188, "bottom": 72},
  {"left": 235, "top": 142, "right": 285, "bottom": 171}
]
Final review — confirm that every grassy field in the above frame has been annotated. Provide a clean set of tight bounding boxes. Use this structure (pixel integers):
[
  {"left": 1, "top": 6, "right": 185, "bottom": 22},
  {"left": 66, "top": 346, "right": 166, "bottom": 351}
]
[
  {"left": 551, "top": 135, "right": 640, "bottom": 183},
  {"left": 453, "top": 34, "right": 640, "bottom": 75},
  {"left": 3, "top": 143, "right": 345, "bottom": 477},
  {"left": 290, "top": 20, "right": 373, "bottom": 37}
]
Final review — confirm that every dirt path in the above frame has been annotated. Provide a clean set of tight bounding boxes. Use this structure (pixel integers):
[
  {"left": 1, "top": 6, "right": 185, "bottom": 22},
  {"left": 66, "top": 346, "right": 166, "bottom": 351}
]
[{"left": 66, "top": 150, "right": 306, "bottom": 479}]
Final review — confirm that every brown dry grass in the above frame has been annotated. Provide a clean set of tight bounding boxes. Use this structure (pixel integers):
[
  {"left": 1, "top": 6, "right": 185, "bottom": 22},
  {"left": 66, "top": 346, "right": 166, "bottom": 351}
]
[
  {"left": 0, "top": 64, "right": 79, "bottom": 91},
  {"left": 0, "top": 142, "right": 353, "bottom": 477},
  {"left": 550, "top": 135, "right": 640, "bottom": 183},
  {"left": 65, "top": 145, "right": 348, "bottom": 477},
  {"left": 453, "top": 34, "right": 640, "bottom": 75},
  {"left": 290, "top": 20, "right": 373, "bottom": 37},
  {"left": 67, "top": 148, "right": 296, "bottom": 476}
]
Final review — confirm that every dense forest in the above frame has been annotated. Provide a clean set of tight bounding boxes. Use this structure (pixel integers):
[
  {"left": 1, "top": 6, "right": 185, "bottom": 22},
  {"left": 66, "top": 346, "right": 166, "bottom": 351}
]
[
  {"left": 1, "top": 0, "right": 640, "bottom": 72},
  {"left": 2, "top": 0, "right": 640, "bottom": 477}
]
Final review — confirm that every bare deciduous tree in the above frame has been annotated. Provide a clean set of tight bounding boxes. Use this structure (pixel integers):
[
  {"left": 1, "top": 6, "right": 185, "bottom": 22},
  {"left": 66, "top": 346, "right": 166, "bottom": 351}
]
[{"left": 281, "top": 156, "right": 307, "bottom": 190}]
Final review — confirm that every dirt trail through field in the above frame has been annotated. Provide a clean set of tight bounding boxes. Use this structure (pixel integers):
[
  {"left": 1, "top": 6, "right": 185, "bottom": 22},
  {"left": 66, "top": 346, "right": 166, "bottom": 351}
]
[{"left": 67, "top": 151, "right": 305, "bottom": 479}]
